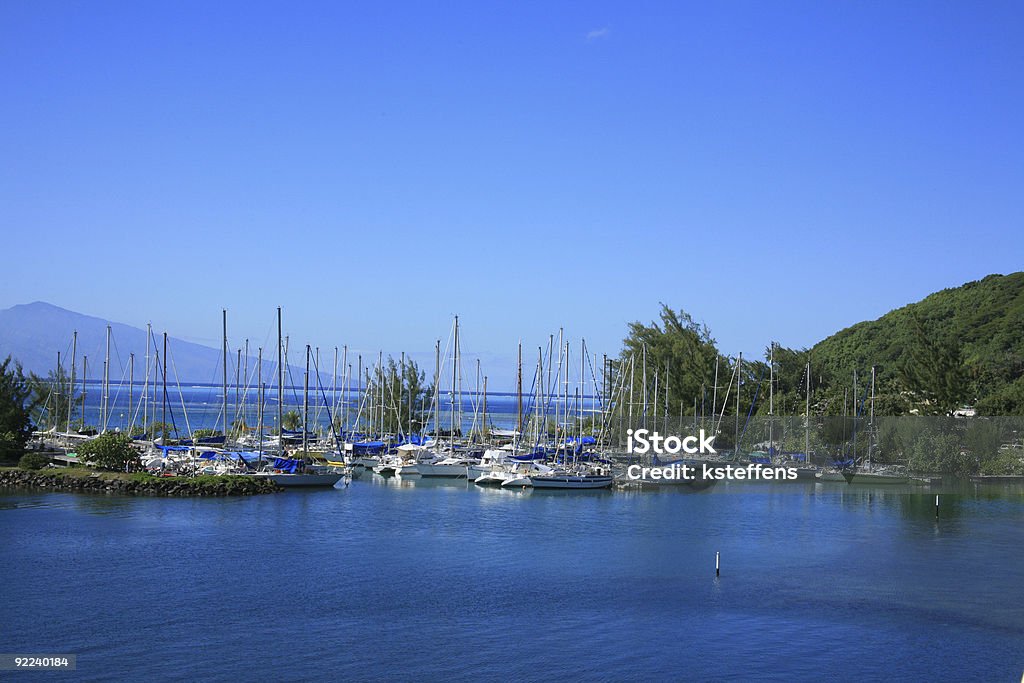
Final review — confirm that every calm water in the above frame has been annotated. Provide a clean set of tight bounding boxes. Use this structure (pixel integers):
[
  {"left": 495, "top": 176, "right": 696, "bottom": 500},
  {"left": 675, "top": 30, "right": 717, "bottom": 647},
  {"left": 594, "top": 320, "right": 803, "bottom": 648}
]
[{"left": 1, "top": 479, "right": 1022, "bottom": 681}]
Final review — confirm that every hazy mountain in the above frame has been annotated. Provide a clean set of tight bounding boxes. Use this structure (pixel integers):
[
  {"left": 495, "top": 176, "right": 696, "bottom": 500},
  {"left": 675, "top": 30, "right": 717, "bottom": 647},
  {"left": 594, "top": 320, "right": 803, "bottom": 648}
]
[{"left": 0, "top": 302, "right": 288, "bottom": 385}]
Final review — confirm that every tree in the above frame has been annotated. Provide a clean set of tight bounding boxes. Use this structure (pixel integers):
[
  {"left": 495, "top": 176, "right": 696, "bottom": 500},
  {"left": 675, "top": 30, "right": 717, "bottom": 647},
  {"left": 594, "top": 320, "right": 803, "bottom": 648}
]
[
  {"left": 76, "top": 432, "right": 142, "bottom": 471},
  {"left": 281, "top": 410, "right": 301, "bottom": 432},
  {"left": 618, "top": 305, "right": 725, "bottom": 423},
  {"left": 897, "top": 313, "right": 969, "bottom": 415},
  {"left": 0, "top": 356, "right": 37, "bottom": 464},
  {"left": 29, "top": 366, "right": 83, "bottom": 431},
  {"left": 363, "top": 357, "right": 432, "bottom": 436}
]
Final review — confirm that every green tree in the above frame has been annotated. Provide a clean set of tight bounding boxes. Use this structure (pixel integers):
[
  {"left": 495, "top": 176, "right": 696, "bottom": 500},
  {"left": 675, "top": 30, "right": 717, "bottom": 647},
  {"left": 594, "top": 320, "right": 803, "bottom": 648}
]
[
  {"left": 76, "top": 432, "right": 142, "bottom": 471},
  {"left": 898, "top": 313, "right": 969, "bottom": 414},
  {"left": 144, "top": 421, "right": 175, "bottom": 442},
  {"left": 364, "top": 357, "right": 432, "bottom": 436},
  {"left": 29, "top": 366, "right": 83, "bottom": 431},
  {"left": 618, "top": 305, "right": 725, "bottom": 425},
  {"left": 281, "top": 410, "right": 301, "bottom": 432},
  {"left": 0, "top": 356, "right": 37, "bottom": 464}
]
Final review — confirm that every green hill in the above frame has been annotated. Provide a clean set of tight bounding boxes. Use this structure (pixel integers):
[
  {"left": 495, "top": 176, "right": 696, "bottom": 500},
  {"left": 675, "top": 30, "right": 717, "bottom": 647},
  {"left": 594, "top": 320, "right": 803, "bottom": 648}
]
[{"left": 808, "top": 272, "right": 1024, "bottom": 415}]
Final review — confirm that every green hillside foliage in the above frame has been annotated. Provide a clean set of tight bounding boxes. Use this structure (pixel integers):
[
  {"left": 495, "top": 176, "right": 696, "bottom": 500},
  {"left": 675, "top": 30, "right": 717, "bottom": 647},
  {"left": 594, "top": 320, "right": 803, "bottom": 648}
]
[{"left": 805, "top": 273, "right": 1024, "bottom": 415}]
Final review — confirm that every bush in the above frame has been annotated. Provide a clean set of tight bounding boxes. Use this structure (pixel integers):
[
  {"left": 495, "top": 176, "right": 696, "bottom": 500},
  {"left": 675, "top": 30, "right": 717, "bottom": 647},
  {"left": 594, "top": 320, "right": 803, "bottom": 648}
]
[
  {"left": 76, "top": 432, "right": 143, "bottom": 471},
  {"left": 18, "top": 452, "right": 51, "bottom": 470}
]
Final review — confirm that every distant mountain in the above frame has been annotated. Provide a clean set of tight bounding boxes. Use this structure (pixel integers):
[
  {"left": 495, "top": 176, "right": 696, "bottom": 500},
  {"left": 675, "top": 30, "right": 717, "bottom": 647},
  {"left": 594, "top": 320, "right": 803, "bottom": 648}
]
[
  {"left": 809, "top": 272, "right": 1024, "bottom": 414},
  {"left": 0, "top": 302, "right": 288, "bottom": 385}
]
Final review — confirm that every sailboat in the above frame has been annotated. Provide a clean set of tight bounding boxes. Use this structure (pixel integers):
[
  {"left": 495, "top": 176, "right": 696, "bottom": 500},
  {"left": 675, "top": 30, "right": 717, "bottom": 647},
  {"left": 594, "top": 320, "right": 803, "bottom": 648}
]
[
  {"left": 849, "top": 367, "right": 908, "bottom": 485},
  {"left": 249, "top": 310, "right": 344, "bottom": 488}
]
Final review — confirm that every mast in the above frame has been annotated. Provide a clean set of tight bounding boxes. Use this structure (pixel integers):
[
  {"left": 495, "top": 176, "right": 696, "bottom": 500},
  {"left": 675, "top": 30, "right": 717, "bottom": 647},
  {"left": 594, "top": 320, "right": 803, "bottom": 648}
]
[
  {"left": 128, "top": 352, "right": 134, "bottom": 435},
  {"left": 482, "top": 375, "right": 488, "bottom": 438},
  {"left": 769, "top": 342, "right": 774, "bottom": 456},
  {"left": 711, "top": 356, "right": 720, "bottom": 426},
  {"left": 869, "top": 365, "right": 876, "bottom": 468},
  {"left": 243, "top": 338, "right": 249, "bottom": 433},
  {"left": 303, "top": 344, "right": 310, "bottom": 455},
  {"left": 433, "top": 340, "right": 440, "bottom": 439},
  {"left": 451, "top": 316, "right": 458, "bottom": 438},
  {"left": 257, "top": 346, "right": 264, "bottom": 464},
  {"left": 235, "top": 348, "right": 241, "bottom": 437},
  {"left": 332, "top": 346, "right": 338, "bottom": 433},
  {"left": 81, "top": 355, "right": 87, "bottom": 430},
  {"left": 735, "top": 352, "right": 742, "bottom": 458},
  {"left": 67, "top": 330, "right": 77, "bottom": 433},
  {"left": 103, "top": 325, "right": 110, "bottom": 432},
  {"left": 579, "top": 339, "right": 585, "bottom": 448},
  {"left": 516, "top": 340, "right": 523, "bottom": 440},
  {"left": 341, "top": 345, "right": 348, "bottom": 435},
  {"left": 222, "top": 309, "right": 228, "bottom": 439},
  {"left": 641, "top": 344, "right": 648, "bottom": 431},
  {"left": 161, "top": 332, "right": 168, "bottom": 445},
  {"left": 55, "top": 351, "right": 61, "bottom": 431},
  {"left": 399, "top": 351, "right": 405, "bottom": 438},
  {"left": 142, "top": 324, "right": 149, "bottom": 435},
  {"left": 853, "top": 369, "right": 858, "bottom": 466},
  {"left": 805, "top": 361, "right": 811, "bottom": 464},
  {"left": 277, "top": 307, "right": 283, "bottom": 440}
]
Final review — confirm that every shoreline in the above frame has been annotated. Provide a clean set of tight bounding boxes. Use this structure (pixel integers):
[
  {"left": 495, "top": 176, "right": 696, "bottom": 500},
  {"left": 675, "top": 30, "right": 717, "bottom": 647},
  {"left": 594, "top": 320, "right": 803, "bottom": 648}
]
[{"left": 0, "top": 467, "right": 283, "bottom": 496}]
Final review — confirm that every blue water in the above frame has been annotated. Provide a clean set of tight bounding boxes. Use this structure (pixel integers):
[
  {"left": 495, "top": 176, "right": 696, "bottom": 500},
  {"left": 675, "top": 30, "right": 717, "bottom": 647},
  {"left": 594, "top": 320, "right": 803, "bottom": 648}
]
[{"left": 1, "top": 480, "right": 1022, "bottom": 681}]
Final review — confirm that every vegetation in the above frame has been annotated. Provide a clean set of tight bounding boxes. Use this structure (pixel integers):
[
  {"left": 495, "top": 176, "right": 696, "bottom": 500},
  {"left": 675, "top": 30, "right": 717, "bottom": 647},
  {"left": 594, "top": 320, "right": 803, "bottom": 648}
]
[
  {"left": 0, "top": 356, "right": 36, "bottom": 464},
  {"left": 805, "top": 272, "right": 1024, "bottom": 416},
  {"left": 281, "top": 410, "right": 301, "bottom": 432},
  {"left": 362, "top": 356, "right": 432, "bottom": 435},
  {"left": 18, "top": 452, "right": 51, "bottom": 470},
  {"left": 28, "top": 365, "right": 83, "bottom": 431},
  {"left": 75, "top": 432, "right": 143, "bottom": 471}
]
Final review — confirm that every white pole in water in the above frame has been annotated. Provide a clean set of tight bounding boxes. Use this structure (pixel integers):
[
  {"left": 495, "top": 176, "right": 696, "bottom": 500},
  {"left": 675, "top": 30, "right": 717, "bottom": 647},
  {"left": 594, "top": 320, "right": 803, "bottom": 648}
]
[
  {"left": 936, "top": 494, "right": 940, "bottom": 519},
  {"left": 716, "top": 552, "right": 721, "bottom": 577}
]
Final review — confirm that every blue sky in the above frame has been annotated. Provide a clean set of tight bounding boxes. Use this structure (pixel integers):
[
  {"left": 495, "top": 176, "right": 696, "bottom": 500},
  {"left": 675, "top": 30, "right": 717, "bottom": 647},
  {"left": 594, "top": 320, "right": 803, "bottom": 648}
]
[{"left": 2, "top": 1, "right": 1022, "bottom": 388}]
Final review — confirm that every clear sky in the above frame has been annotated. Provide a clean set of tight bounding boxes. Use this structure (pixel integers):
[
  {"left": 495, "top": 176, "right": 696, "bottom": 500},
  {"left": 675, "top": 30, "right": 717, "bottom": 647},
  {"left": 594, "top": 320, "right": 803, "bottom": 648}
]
[{"left": 2, "top": 1, "right": 1022, "bottom": 388}]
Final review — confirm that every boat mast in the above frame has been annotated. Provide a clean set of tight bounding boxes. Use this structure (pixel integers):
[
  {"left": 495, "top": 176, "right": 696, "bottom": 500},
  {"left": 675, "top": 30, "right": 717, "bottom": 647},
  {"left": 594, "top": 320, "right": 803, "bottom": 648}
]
[
  {"left": 55, "top": 351, "right": 61, "bottom": 431},
  {"left": 341, "top": 345, "right": 348, "bottom": 435},
  {"left": 128, "top": 352, "right": 134, "bottom": 435},
  {"left": 303, "top": 344, "right": 310, "bottom": 456},
  {"left": 735, "top": 352, "right": 742, "bottom": 458},
  {"left": 579, "top": 339, "right": 586, "bottom": 455},
  {"left": 805, "top": 361, "right": 811, "bottom": 465},
  {"left": 142, "top": 324, "right": 149, "bottom": 435},
  {"left": 433, "top": 340, "right": 440, "bottom": 440},
  {"left": 235, "top": 348, "right": 241, "bottom": 437},
  {"left": 257, "top": 346, "right": 264, "bottom": 465},
  {"left": 869, "top": 365, "right": 876, "bottom": 468},
  {"left": 277, "top": 307, "right": 283, "bottom": 443},
  {"left": 482, "top": 375, "right": 488, "bottom": 438},
  {"left": 161, "top": 332, "right": 168, "bottom": 445},
  {"left": 399, "top": 351, "right": 405, "bottom": 438},
  {"left": 103, "top": 325, "right": 110, "bottom": 432},
  {"left": 332, "top": 346, "right": 338, "bottom": 434},
  {"left": 451, "top": 316, "right": 458, "bottom": 439},
  {"left": 516, "top": 340, "right": 523, "bottom": 442},
  {"left": 769, "top": 342, "right": 774, "bottom": 456},
  {"left": 243, "top": 338, "right": 249, "bottom": 432},
  {"left": 67, "top": 330, "right": 77, "bottom": 433},
  {"left": 222, "top": 309, "right": 228, "bottom": 439},
  {"left": 641, "top": 344, "right": 648, "bottom": 431},
  {"left": 81, "top": 355, "right": 87, "bottom": 430}
]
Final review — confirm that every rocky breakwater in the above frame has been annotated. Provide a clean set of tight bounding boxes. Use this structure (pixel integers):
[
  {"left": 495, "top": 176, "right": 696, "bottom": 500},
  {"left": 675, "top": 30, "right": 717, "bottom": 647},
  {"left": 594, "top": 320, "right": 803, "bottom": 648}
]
[{"left": 0, "top": 469, "right": 283, "bottom": 496}]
